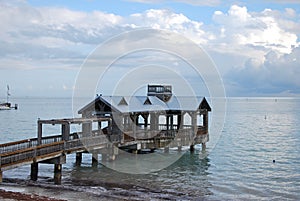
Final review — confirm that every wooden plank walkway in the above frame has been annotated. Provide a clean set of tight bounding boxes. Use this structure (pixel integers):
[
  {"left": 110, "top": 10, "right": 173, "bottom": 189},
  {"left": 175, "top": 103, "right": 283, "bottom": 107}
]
[{"left": 0, "top": 133, "right": 110, "bottom": 171}]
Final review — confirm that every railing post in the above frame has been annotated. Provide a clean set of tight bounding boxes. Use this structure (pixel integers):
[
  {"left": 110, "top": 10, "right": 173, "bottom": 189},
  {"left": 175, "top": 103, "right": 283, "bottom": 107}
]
[
  {"left": 37, "top": 121, "right": 42, "bottom": 145},
  {"left": 62, "top": 123, "right": 70, "bottom": 141},
  {"left": 82, "top": 121, "right": 92, "bottom": 138}
]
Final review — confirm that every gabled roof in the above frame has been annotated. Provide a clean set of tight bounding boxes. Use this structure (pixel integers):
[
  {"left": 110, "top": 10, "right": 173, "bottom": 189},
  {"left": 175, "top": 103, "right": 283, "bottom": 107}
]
[
  {"left": 118, "top": 97, "right": 128, "bottom": 106},
  {"left": 143, "top": 97, "right": 152, "bottom": 105},
  {"left": 78, "top": 95, "right": 211, "bottom": 114}
]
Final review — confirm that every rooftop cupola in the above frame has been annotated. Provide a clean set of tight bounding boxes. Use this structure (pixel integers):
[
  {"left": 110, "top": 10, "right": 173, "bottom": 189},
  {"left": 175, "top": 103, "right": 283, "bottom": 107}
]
[{"left": 147, "top": 84, "right": 172, "bottom": 102}]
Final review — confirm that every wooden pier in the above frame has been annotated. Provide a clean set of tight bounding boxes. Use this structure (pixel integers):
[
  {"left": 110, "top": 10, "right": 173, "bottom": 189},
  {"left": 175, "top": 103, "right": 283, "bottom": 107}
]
[
  {"left": 0, "top": 85, "right": 211, "bottom": 184},
  {"left": 0, "top": 117, "right": 208, "bottom": 184}
]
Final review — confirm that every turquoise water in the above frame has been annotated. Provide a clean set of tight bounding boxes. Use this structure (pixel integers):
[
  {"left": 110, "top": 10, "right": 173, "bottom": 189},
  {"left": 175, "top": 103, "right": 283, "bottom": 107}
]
[{"left": 0, "top": 97, "right": 299, "bottom": 200}]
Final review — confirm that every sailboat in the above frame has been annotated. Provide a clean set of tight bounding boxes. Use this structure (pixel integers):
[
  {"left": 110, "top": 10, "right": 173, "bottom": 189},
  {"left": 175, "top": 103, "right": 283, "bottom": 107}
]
[{"left": 0, "top": 85, "right": 18, "bottom": 110}]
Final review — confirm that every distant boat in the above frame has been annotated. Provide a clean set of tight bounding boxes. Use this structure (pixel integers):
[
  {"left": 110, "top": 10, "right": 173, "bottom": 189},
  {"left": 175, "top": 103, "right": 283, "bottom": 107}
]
[{"left": 0, "top": 85, "right": 18, "bottom": 110}]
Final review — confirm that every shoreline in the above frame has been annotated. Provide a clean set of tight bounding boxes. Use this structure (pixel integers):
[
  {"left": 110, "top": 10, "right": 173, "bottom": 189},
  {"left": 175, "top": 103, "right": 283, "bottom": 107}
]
[
  {"left": 0, "top": 180, "right": 110, "bottom": 201},
  {"left": 0, "top": 189, "right": 66, "bottom": 201},
  {"left": 0, "top": 178, "right": 179, "bottom": 201}
]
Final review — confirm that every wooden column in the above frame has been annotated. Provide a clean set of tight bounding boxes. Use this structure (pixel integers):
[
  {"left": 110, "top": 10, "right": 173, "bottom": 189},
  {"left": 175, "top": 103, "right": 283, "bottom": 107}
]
[
  {"left": 123, "top": 115, "right": 128, "bottom": 131},
  {"left": 62, "top": 123, "right": 70, "bottom": 141},
  {"left": 132, "top": 114, "right": 137, "bottom": 140},
  {"left": 143, "top": 114, "right": 149, "bottom": 130},
  {"left": 75, "top": 152, "right": 82, "bottom": 166},
  {"left": 37, "top": 121, "right": 42, "bottom": 145},
  {"left": 150, "top": 113, "right": 154, "bottom": 130},
  {"left": 54, "top": 164, "right": 62, "bottom": 185},
  {"left": 126, "top": 115, "right": 130, "bottom": 131},
  {"left": 82, "top": 121, "right": 92, "bottom": 137},
  {"left": 202, "top": 143, "right": 206, "bottom": 151},
  {"left": 191, "top": 112, "right": 197, "bottom": 132},
  {"left": 191, "top": 112, "right": 197, "bottom": 151},
  {"left": 190, "top": 145, "right": 195, "bottom": 152},
  {"left": 178, "top": 146, "right": 182, "bottom": 152},
  {"left": 92, "top": 152, "right": 98, "bottom": 167},
  {"left": 30, "top": 162, "right": 38, "bottom": 181},
  {"left": 170, "top": 115, "right": 174, "bottom": 130},
  {"left": 150, "top": 113, "right": 158, "bottom": 131},
  {"left": 178, "top": 112, "right": 184, "bottom": 129},
  {"left": 166, "top": 114, "right": 169, "bottom": 131},
  {"left": 0, "top": 170, "right": 3, "bottom": 183},
  {"left": 203, "top": 111, "right": 208, "bottom": 132}
]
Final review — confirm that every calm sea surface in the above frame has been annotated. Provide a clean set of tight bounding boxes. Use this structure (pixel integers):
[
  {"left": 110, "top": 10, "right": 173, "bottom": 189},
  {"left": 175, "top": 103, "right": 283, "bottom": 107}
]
[{"left": 0, "top": 97, "right": 299, "bottom": 200}]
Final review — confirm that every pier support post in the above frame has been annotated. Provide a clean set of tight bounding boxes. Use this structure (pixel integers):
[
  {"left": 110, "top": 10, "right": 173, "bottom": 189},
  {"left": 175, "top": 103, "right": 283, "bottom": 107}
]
[
  {"left": 0, "top": 170, "right": 2, "bottom": 183},
  {"left": 54, "top": 164, "right": 62, "bottom": 185},
  {"left": 101, "top": 153, "right": 110, "bottom": 161},
  {"left": 202, "top": 143, "right": 206, "bottom": 151},
  {"left": 110, "top": 145, "right": 118, "bottom": 161},
  {"left": 178, "top": 146, "right": 182, "bottom": 152},
  {"left": 190, "top": 145, "right": 194, "bottom": 152},
  {"left": 30, "top": 162, "right": 38, "bottom": 181},
  {"left": 92, "top": 152, "right": 98, "bottom": 167},
  {"left": 75, "top": 152, "right": 82, "bottom": 166},
  {"left": 164, "top": 146, "right": 169, "bottom": 153}
]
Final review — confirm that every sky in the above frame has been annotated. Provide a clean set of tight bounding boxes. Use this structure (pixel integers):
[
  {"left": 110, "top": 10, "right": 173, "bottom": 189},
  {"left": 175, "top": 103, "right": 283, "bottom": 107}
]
[{"left": 0, "top": 0, "right": 299, "bottom": 98}]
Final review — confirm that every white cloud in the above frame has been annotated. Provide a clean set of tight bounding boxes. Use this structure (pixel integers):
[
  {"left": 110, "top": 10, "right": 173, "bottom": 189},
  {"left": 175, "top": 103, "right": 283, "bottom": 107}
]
[
  {"left": 129, "top": 9, "right": 209, "bottom": 44},
  {"left": 125, "top": 0, "right": 221, "bottom": 6},
  {"left": 226, "top": 47, "right": 300, "bottom": 95},
  {"left": 207, "top": 5, "right": 300, "bottom": 96},
  {"left": 265, "top": 0, "right": 300, "bottom": 3},
  {"left": 0, "top": 0, "right": 124, "bottom": 66},
  {"left": 211, "top": 5, "right": 299, "bottom": 55}
]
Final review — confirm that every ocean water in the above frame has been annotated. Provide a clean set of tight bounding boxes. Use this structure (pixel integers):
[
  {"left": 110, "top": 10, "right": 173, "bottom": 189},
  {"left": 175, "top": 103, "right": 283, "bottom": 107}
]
[{"left": 0, "top": 97, "right": 300, "bottom": 200}]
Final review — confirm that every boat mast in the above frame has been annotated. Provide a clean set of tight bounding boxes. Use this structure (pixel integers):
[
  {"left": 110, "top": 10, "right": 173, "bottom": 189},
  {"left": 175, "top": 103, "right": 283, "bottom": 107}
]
[{"left": 6, "top": 85, "right": 10, "bottom": 103}]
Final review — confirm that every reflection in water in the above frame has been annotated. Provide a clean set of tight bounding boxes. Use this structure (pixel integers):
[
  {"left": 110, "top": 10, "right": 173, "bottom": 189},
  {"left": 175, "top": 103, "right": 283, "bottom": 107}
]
[{"left": 66, "top": 150, "right": 212, "bottom": 199}]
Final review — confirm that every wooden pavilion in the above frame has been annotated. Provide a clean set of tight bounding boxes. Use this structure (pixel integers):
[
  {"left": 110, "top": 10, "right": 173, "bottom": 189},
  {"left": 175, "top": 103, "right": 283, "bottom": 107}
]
[{"left": 78, "top": 84, "right": 211, "bottom": 152}]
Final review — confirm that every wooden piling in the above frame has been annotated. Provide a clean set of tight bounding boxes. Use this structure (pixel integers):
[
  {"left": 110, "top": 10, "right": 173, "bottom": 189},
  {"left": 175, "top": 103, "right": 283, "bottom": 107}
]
[
  {"left": 92, "top": 152, "right": 98, "bottom": 167},
  {"left": 178, "top": 146, "right": 182, "bottom": 152},
  {"left": 54, "top": 164, "right": 62, "bottom": 185},
  {"left": 0, "top": 170, "right": 2, "bottom": 183},
  {"left": 190, "top": 145, "right": 194, "bottom": 152},
  {"left": 202, "top": 143, "right": 206, "bottom": 151},
  {"left": 75, "top": 152, "right": 82, "bottom": 166},
  {"left": 30, "top": 162, "right": 38, "bottom": 181}
]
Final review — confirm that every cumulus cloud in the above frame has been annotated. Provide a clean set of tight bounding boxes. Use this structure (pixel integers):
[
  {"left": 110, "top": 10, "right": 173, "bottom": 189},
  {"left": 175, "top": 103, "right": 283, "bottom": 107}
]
[
  {"left": 226, "top": 47, "right": 300, "bottom": 95},
  {"left": 211, "top": 5, "right": 299, "bottom": 55},
  {"left": 129, "top": 9, "right": 210, "bottom": 44},
  {"left": 207, "top": 5, "right": 300, "bottom": 96},
  {"left": 0, "top": 0, "right": 124, "bottom": 69}
]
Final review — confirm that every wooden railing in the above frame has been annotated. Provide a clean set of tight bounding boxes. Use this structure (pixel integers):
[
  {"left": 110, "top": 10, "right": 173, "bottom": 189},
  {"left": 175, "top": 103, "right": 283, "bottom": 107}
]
[
  {"left": 0, "top": 133, "right": 80, "bottom": 155},
  {"left": 0, "top": 126, "right": 208, "bottom": 170},
  {"left": 0, "top": 141, "right": 64, "bottom": 167}
]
